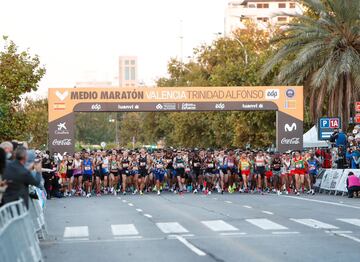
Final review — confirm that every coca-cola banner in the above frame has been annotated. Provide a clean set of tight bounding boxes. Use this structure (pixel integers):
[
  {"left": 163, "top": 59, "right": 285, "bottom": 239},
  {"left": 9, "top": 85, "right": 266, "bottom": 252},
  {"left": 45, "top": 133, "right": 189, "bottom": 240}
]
[
  {"left": 48, "top": 86, "right": 303, "bottom": 154},
  {"left": 48, "top": 114, "right": 75, "bottom": 154}
]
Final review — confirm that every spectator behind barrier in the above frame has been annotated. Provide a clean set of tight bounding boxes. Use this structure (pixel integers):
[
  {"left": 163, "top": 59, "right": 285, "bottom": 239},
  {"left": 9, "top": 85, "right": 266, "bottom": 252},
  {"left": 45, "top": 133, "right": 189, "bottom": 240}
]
[
  {"left": 346, "top": 172, "right": 360, "bottom": 198},
  {"left": 0, "top": 141, "right": 13, "bottom": 160},
  {"left": 0, "top": 148, "right": 8, "bottom": 205},
  {"left": 330, "top": 129, "right": 347, "bottom": 148},
  {"left": 3, "top": 146, "right": 42, "bottom": 208}
]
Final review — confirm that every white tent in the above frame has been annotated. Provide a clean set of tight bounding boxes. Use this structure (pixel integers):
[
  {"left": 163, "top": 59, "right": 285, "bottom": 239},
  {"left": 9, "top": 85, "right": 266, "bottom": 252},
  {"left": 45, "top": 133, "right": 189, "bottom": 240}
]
[{"left": 303, "top": 126, "right": 330, "bottom": 148}]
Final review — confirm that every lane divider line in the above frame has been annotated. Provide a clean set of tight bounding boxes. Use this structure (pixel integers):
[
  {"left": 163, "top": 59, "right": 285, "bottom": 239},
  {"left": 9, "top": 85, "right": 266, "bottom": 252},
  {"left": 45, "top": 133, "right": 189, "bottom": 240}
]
[
  {"left": 128, "top": 203, "right": 134, "bottom": 207},
  {"left": 136, "top": 209, "right": 143, "bottom": 212},
  {"left": 172, "top": 235, "right": 206, "bottom": 256},
  {"left": 282, "top": 195, "right": 360, "bottom": 210},
  {"left": 243, "top": 205, "right": 252, "bottom": 209},
  {"left": 337, "top": 233, "right": 360, "bottom": 244},
  {"left": 225, "top": 201, "right": 232, "bottom": 204},
  {"left": 261, "top": 211, "right": 274, "bottom": 215},
  {"left": 144, "top": 214, "right": 152, "bottom": 218}
]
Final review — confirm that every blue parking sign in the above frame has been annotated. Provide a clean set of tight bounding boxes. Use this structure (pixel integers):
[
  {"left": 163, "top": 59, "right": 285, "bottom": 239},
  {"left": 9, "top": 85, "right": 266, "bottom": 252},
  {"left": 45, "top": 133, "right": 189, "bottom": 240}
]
[
  {"left": 318, "top": 117, "right": 341, "bottom": 140},
  {"left": 320, "top": 119, "right": 330, "bottom": 128}
]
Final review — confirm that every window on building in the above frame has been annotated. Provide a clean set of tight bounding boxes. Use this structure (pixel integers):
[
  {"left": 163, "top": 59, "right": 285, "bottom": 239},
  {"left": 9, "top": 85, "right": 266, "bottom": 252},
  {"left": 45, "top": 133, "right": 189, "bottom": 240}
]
[
  {"left": 125, "top": 60, "right": 129, "bottom": 65},
  {"left": 130, "top": 67, "right": 136, "bottom": 81},
  {"left": 278, "top": 3, "right": 286, "bottom": 8},
  {"left": 125, "top": 67, "right": 130, "bottom": 80},
  {"left": 257, "top": 3, "right": 269, "bottom": 8},
  {"left": 248, "top": 4, "right": 255, "bottom": 8},
  {"left": 257, "top": 17, "right": 269, "bottom": 22},
  {"left": 131, "top": 60, "right": 135, "bottom": 65},
  {"left": 289, "top": 3, "right": 296, "bottom": 8},
  {"left": 277, "top": 16, "right": 287, "bottom": 22}
]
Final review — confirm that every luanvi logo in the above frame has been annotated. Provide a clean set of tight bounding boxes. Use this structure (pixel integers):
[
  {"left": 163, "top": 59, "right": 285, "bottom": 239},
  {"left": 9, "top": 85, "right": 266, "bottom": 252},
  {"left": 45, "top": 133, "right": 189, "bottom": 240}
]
[
  {"left": 55, "top": 91, "right": 69, "bottom": 101},
  {"left": 284, "top": 123, "right": 297, "bottom": 132}
]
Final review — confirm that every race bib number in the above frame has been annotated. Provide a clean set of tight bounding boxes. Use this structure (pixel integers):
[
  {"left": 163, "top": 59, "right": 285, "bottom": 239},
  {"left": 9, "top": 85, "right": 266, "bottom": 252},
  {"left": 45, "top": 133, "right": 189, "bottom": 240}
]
[
  {"left": 185, "top": 168, "right": 190, "bottom": 172},
  {"left": 177, "top": 163, "right": 184, "bottom": 168},
  {"left": 84, "top": 166, "right": 90, "bottom": 171},
  {"left": 123, "top": 163, "right": 129, "bottom": 168},
  {"left": 207, "top": 164, "right": 214, "bottom": 168},
  {"left": 228, "top": 163, "right": 234, "bottom": 168},
  {"left": 194, "top": 163, "right": 200, "bottom": 167},
  {"left": 156, "top": 164, "right": 163, "bottom": 169},
  {"left": 140, "top": 162, "right": 146, "bottom": 166}
]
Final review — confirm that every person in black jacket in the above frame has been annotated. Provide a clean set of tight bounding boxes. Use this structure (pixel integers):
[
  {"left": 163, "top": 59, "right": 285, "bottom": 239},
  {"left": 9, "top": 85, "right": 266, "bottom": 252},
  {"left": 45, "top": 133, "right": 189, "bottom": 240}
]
[
  {"left": 2, "top": 146, "right": 42, "bottom": 208},
  {"left": 0, "top": 148, "right": 8, "bottom": 205}
]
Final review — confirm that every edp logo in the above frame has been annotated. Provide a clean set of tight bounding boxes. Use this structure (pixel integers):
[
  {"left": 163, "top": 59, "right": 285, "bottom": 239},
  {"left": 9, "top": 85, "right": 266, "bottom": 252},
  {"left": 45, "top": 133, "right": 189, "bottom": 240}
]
[{"left": 265, "top": 89, "right": 279, "bottom": 100}]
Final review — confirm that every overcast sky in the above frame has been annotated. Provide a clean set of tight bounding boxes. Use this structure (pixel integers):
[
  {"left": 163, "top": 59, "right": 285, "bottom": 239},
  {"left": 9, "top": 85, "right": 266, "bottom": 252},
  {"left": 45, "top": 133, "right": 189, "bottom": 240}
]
[{"left": 0, "top": 0, "right": 227, "bottom": 97}]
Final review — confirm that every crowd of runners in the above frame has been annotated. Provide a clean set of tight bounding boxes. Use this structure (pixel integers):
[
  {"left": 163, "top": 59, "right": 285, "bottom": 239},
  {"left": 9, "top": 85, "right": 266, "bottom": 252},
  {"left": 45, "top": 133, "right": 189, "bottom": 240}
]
[{"left": 41, "top": 148, "right": 324, "bottom": 198}]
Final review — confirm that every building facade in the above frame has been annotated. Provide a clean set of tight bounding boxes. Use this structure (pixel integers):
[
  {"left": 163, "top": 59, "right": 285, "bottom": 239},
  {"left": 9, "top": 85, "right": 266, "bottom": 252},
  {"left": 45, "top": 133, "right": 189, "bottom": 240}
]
[
  {"left": 225, "top": 0, "right": 303, "bottom": 36},
  {"left": 119, "top": 56, "right": 138, "bottom": 87}
]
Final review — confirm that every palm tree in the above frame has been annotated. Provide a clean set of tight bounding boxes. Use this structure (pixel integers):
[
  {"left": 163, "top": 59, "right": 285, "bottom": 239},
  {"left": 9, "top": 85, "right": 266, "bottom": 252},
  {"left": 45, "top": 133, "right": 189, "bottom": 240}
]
[{"left": 262, "top": 0, "right": 360, "bottom": 129}]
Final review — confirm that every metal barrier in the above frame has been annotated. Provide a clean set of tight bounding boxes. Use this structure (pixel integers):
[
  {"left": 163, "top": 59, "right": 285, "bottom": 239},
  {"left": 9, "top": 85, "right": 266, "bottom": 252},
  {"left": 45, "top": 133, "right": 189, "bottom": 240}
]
[
  {"left": 28, "top": 194, "right": 47, "bottom": 240},
  {"left": 0, "top": 199, "right": 43, "bottom": 262}
]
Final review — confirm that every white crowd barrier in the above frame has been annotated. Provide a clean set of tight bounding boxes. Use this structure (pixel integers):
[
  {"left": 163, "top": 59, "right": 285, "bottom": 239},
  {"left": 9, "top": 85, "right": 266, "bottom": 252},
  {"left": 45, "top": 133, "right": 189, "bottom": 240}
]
[
  {"left": 318, "top": 169, "right": 360, "bottom": 195},
  {"left": 0, "top": 188, "right": 47, "bottom": 262}
]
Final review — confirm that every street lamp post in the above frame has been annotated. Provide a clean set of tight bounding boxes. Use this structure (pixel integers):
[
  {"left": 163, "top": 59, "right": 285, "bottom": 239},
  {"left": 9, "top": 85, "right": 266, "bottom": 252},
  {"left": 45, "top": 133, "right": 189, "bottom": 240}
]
[{"left": 109, "top": 115, "right": 119, "bottom": 147}]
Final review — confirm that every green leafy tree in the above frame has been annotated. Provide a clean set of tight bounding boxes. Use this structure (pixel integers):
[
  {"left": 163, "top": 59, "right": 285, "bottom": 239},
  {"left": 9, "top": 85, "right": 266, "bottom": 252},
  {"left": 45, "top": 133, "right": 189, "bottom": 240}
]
[
  {"left": 19, "top": 99, "right": 48, "bottom": 148},
  {"left": 262, "top": 0, "right": 360, "bottom": 129},
  {"left": 0, "top": 36, "right": 46, "bottom": 140}
]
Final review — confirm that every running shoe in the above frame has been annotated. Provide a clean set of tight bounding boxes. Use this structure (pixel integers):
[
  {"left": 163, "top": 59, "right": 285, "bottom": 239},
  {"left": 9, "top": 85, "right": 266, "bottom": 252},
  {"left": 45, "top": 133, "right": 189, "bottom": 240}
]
[
  {"left": 86, "top": 193, "right": 91, "bottom": 198},
  {"left": 193, "top": 189, "right": 198, "bottom": 194},
  {"left": 123, "top": 191, "right": 126, "bottom": 195},
  {"left": 96, "top": 193, "right": 101, "bottom": 197},
  {"left": 132, "top": 189, "right": 138, "bottom": 195},
  {"left": 140, "top": 191, "right": 144, "bottom": 195},
  {"left": 157, "top": 190, "right": 161, "bottom": 195},
  {"left": 296, "top": 192, "right": 300, "bottom": 196}
]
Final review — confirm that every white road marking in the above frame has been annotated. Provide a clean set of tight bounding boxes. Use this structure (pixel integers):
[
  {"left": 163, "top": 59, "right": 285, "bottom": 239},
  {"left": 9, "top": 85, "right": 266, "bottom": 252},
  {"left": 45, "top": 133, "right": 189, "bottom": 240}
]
[
  {"left": 261, "top": 211, "right": 274, "bottom": 215},
  {"left": 325, "top": 230, "right": 353, "bottom": 234},
  {"left": 272, "top": 231, "right": 299, "bottom": 235},
  {"left": 243, "top": 205, "right": 252, "bottom": 209},
  {"left": 246, "top": 219, "right": 288, "bottom": 230},
  {"left": 63, "top": 226, "right": 89, "bottom": 238},
  {"left": 290, "top": 219, "right": 338, "bottom": 229},
  {"left": 201, "top": 220, "right": 238, "bottom": 232},
  {"left": 111, "top": 224, "right": 139, "bottom": 236},
  {"left": 128, "top": 203, "right": 134, "bottom": 207},
  {"left": 168, "top": 234, "right": 195, "bottom": 239},
  {"left": 282, "top": 195, "right": 360, "bottom": 210},
  {"left": 122, "top": 200, "right": 127, "bottom": 203},
  {"left": 225, "top": 201, "right": 232, "bottom": 204},
  {"left": 117, "top": 197, "right": 121, "bottom": 200},
  {"left": 173, "top": 235, "right": 206, "bottom": 256},
  {"left": 337, "top": 233, "right": 360, "bottom": 243},
  {"left": 156, "top": 222, "right": 189, "bottom": 234},
  {"left": 220, "top": 232, "right": 247, "bottom": 236},
  {"left": 114, "top": 236, "right": 143, "bottom": 240},
  {"left": 136, "top": 208, "right": 143, "bottom": 212},
  {"left": 63, "top": 237, "right": 89, "bottom": 241},
  {"left": 144, "top": 214, "right": 152, "bottom": 218},
  {"left": 337, "top": 219, "right": 360, "bottom": 227}
]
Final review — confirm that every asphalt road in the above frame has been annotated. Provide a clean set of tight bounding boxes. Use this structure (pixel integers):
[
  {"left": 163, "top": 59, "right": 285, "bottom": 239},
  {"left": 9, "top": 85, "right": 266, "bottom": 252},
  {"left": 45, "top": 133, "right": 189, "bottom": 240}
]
[{"left": 40, "top": 192, "right": 360, "bottom": 262}]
